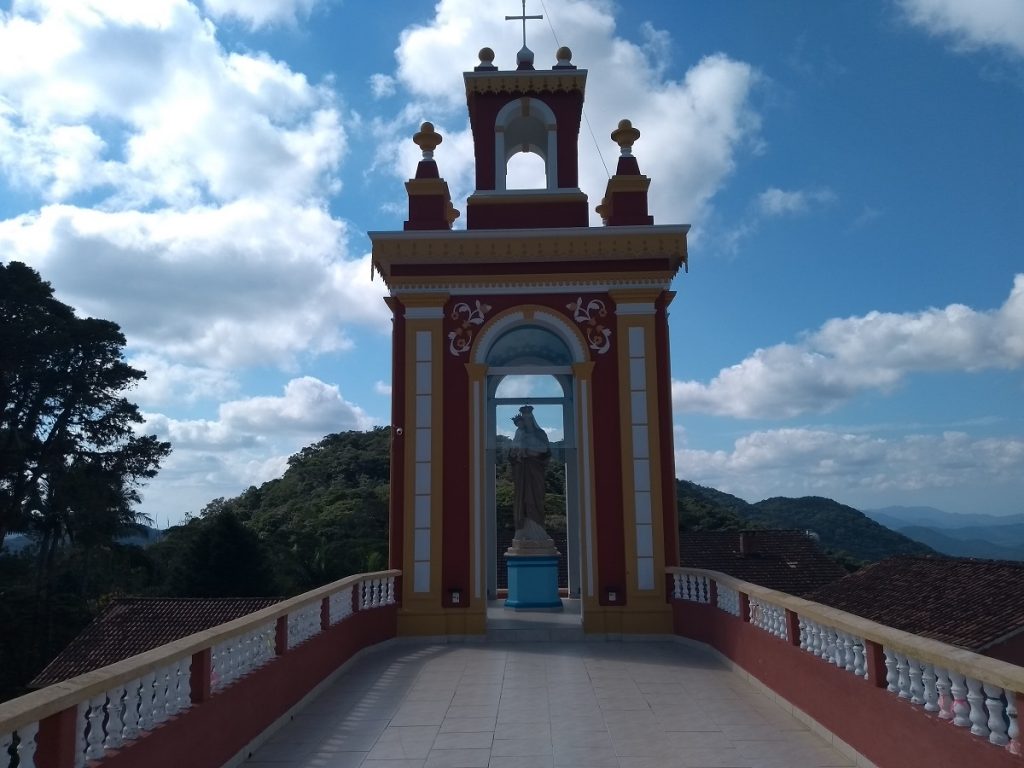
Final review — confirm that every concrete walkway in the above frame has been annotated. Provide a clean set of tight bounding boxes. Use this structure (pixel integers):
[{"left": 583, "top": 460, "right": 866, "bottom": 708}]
[{"left": 244, "top": 637, "right": 856, "bottom": 768}]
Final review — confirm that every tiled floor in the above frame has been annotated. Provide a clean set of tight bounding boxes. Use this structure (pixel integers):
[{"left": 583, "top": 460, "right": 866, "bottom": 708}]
[{"left": 244, "top": 638, "right": 855, "bottom": 768}]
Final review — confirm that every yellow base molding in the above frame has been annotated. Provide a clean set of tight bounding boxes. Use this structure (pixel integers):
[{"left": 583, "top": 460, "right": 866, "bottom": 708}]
[
  {"left": 397, "top": 607, "right": 486, "bottom": 637},
  {"left": 583, "top": 606, "right": 672, "bottom": 635}
]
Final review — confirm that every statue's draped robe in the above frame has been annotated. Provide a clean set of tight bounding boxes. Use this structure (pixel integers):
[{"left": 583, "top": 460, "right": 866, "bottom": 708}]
[{"left": 510, "top": 414, "right": 550, "bottom": 540}]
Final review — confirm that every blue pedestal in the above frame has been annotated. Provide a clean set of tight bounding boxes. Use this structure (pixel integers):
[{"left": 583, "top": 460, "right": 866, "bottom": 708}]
[{"left": 505, "top": 555, "right": 562, "bottom": 609}]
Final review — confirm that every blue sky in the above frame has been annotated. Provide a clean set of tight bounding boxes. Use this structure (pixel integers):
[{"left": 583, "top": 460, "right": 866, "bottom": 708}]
[{"left": 1, "top": 0, "right": 1022, "bottom": 526}]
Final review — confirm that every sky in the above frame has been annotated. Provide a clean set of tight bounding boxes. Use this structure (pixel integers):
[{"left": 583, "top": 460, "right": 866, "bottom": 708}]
[{"left": 0, "top": 0, "right": 1022, "bottom": 526}]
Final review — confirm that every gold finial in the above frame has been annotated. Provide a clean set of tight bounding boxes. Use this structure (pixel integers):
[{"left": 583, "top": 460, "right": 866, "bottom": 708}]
[
  {"left": 611, "top": 119, "right": 640, "bottom": 157},
  {"left": 413, "top": 122, "right": 443, "bottom": 159}
]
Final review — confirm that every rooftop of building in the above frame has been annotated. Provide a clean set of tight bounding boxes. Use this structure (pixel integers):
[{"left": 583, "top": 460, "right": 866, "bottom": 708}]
[
  {"left": 807, "top": 555, "right": 1024, "bottom": 653},
  {"left": 680, "top": 529, "right": 848, "bottom": 597},
  {"left": 29, "top": 596, "right": 283, "bottom": 688}
]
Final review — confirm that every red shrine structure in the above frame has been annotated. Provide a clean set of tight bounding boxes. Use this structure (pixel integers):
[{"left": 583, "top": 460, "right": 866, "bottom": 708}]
[{"left": 370, "top": 42, "right": 689, "bottom": 635}]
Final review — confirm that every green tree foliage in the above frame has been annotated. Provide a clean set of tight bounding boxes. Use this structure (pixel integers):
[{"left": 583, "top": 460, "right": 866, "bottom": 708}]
[
  {"left": 155, "top": 430, "right": 393, "bottom": 596},
  {"left": 0, "top": 261, "right": 170, "bottom": 550},
  {"left": 0, "top": 262, "right": 170, "bottom": 699},
  {"left": 748, "top": 497, "right": 935, "bottom": 563},
  {"left": 149, "top": 511, "right": 279, "bottom": 597}
]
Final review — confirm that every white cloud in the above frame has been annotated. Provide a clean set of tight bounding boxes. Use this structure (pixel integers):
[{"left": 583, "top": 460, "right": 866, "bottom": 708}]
[
  {"left": 369, "top": 73, "right": 397, "bottom": 99},
  {"left": 202, "top": 0, "right": 324, "bottom": 29},
  {"left": 675, "top": 274, "right": 1024, "bottom": 418},
  {"left": 899, "top": 0, "right": 1024, "bottom": 58},
  {"left": 219, "top": 376, "right": 372, "bottom": 434},
  {"left": 129, "top": 354, "right": 238, "bottom": 406},
  {"left": 139, "top": 377, "right": 374, "bottom": 519},
  {"left": 0, "top": 1, "right": 343, "bottom": 207},
  {"left": 378, "top": 0, "right": 760, "bottom": 229},
  {"left": 678, "top": 427, "right": 1024, "bottom": 506},
  {"left": 374, "top": 381, "right": 392, "bottom": 396},
  {"left": 757, "top": 187, "right": 836, "bottom": 217},
  {"left": 0, "top": 202, "right": 389, "bottom": 369}
]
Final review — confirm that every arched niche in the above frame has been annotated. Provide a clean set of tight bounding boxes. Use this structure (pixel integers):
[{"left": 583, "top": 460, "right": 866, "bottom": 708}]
[
  {"left": 471, "top": 310, "right": 590, "bottom": 604},
  {"left": 494, "top": 97, "right": 559, "bottom": 192}
]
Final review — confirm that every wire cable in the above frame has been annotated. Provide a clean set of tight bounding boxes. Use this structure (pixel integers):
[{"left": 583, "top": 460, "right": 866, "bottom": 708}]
[{"left": 538, "top": 0, "right": 611, "bottom": 179}]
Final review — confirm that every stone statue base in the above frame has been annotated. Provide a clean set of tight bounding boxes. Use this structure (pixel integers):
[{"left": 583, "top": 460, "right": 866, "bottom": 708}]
[
  {"left": 506, "top": 519, "right": 558, "bottom": 556},
  {"left": 504, "top": 553, "right": 562, "bottom": 610}
]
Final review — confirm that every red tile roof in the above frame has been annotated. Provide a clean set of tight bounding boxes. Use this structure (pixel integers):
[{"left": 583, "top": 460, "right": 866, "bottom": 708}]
[
  {"left": 807, "top": 556, "right": 1024, "bottom": 653},
  {"left": 680, "top": 530, "right": 847, "bottom": 596},
  {"left": 30, "top": 597, "right": 283, "bottom": 688}
]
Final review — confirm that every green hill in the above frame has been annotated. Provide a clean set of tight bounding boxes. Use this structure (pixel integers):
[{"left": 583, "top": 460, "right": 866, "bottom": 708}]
[{"left": 746, "top": 496, "right": 935, "bottom": 563}]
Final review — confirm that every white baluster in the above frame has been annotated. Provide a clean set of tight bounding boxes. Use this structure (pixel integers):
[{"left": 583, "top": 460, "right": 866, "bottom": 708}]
[
  {"left": 935, "top": 667, "right": 953, "bottom": 720},
  {"left": 138, "top": 670, "right": 156, "bottom": 731},
  {"left": 122, "top": 679, "right": 141, "bottom": 741},
  {"left": 18, "top": 721, "right": 39, "bottom": 768},
  {"left": 1, "top": 731, "right": 13, "bottom": 764},
  {"left": 672, "top": 573, "right": 681, "bottom": 599},
  {"left": 808, "top": 622, "right": 821, "bottom": 658},
  {"left": 175, "top": 657, "right": 192, "bottom": 713},
  {"left": 908, "top": 657, "right": 924, "bottom": 705},
  {"left": 85, "top": 692, "right": 107, "bottom": 760},
  {"left": 895, "top": 653, "right": 911, "bottom": 699},
  {"left": 983, "top": 683, "right": 1009, "bottom": 746},
  {"left": 386, "top": 576, "right": 395, "bottom": 604},
  {"left": 104, "top": 685, "right": 126, "bottom": 749},
  {"left": 966, "top": 677, "right": 990, "bottom": 738},
  {"left": 949, "top": 672, "right": 971, "bottom": 727},
  {"left": 154, "top": 666, "right": 171, "bottom": 725},
  {"left": 883, "top": 649, "right": 898, "bottom": 694},
  {"left": 1006, "top": 690, "right": 1019, "bottom": 755},
  {"left": 74, "top": 701, "right": 87, "bottom": 768},
  {"left": 853, "top": 641, "right": 866, "bottom": 678},
  {"left": 922, "top": 664, "right": 938, "bottom": 712}
]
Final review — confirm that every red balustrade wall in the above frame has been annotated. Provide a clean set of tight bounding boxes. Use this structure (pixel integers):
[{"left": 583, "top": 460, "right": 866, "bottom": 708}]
[
  {"left": 672, "top": 600, "right": 1021, "bottom": 768},
  {"left": 96, "top": 606, "right": 397, "bottom": 768}
]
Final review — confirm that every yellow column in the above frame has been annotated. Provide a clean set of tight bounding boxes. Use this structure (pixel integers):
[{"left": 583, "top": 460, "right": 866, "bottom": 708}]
[
  {"left": 396, "top": 292, "right": 448, "bottom": 635},
  {"left": 611, "top": 289, "right": 671, "bottom": 633}
]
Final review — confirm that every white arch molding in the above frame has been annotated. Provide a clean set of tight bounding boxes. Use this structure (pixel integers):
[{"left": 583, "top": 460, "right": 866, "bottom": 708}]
[{"left": 493, "top": 97, "right": 559, "bottom": 192}]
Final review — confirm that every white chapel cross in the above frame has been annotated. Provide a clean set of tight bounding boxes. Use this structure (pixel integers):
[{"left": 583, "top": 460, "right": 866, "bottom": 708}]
[{"left": 505, "top": 0, "right": 543, "bottom": 48}]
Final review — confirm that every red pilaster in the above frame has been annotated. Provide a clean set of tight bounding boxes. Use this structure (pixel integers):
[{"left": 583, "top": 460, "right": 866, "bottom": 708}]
[
  {"left": 274, "top": 616, "right": 288, "bottom": 656},
  {"left": 320, "top": 597, "right": 330, "bottom": 630},
  {"left": 865, "top": 639, "right": 888, "bottom": 689},
  {"left": 190, "top": 648, "right": 212, "bottom": 704},
  {"left": 739, "top": 592, "right": 751, "bottom": 623},
  {"left": 785, "top": 610, "right": 801, "bottom": 647},
  {"left": 35, "top": 706, "right": 78, "bottom": 768}
]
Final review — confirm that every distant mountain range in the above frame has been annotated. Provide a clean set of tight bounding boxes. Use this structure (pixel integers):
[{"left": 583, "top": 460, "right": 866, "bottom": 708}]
[
  {"left": 1, "top": 526, "right": 165, "bottom": 554},
  {"left": 678, "top": 482, "right": 934, "bottom": 565},
  {"left": 863, "top": 506, "right": 1024, "bottom": 561}
]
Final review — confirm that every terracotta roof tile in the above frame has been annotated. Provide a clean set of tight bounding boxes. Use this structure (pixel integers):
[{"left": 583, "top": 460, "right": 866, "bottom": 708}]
[
  {"left": 30, "top": 597, "right": 283, "bottom": 688},
  {"left": 680, "top": 530, "right": 847, "bottom": 597},
  {"left": 807, "top": 556, "right": 1024, "bottom": 653}
]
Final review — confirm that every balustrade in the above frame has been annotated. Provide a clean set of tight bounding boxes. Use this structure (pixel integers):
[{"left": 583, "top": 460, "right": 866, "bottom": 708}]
[
  {"left": 0, "top": 570, "right": 399, "bottom": 768},
  {"left": 667, "top": 567, "right": 1024, "bottom": 763},
  {"left": 715, "top": 583, "right": 740, "bottom": 617},
  {"left": 287, "top": 603, "right": 322, "bottom": 649}
]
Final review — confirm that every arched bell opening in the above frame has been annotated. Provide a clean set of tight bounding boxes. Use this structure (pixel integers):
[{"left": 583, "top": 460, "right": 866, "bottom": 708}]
[{"left": 494, "top": 97, "right": 558, "bottom": 191}]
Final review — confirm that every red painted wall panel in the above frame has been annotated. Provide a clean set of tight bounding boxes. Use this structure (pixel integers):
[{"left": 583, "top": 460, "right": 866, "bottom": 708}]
[
  {"left": 97, "top": 607, "right": 398, "bottom": 768},
  {"left": 672, "top": 601, "right": 1021, "bottom": 768}
]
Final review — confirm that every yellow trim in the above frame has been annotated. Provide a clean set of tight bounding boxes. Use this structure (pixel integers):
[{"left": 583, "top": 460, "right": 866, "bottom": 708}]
[
  {"left": 463, "top": 70, "right": 587, "bottom": 95},
  {"left": 466, "top": 190, "right": 587, "bottom": 206},
  {"left": 370, "top": 227, "right": 688, "bottom": 283},
  {"left": 465, "top": 362, "right": 488, "bottom": 605},
  {"left": 405, "top": 178, "right": 453, "bottom": 197},
  {"left": 572, "top": 361, "right": 596, "bottom": 606}
]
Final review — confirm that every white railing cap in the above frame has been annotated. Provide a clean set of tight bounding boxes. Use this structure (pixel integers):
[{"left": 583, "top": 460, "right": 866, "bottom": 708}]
[
  {"left": 667, "top": 565, "right": 1024, "bottom": 693},
  {"left": 0, "top": 570, "right": 400, "bottom": 733}
]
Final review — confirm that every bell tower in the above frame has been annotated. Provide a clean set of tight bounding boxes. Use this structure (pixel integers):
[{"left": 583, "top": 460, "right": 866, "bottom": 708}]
[{"left": 370, "top": 37, "right": 688, "bottom": 636}]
